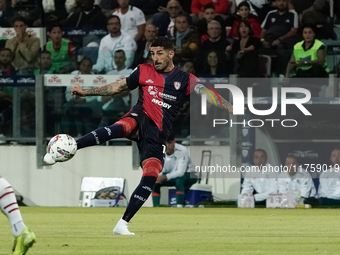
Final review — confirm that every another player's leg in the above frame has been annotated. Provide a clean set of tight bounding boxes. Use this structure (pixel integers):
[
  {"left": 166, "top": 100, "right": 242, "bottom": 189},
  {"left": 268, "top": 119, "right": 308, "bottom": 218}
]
[
  {"left": 44, "top": 117, "right": 137, "bottom": 164},
  {"left": 0, "top": 177, "right": 35, "bottom": 254},
  {"left": 113, "top": 158, "right": 163, "bottom": 235},
  {"left": 152, "top": 179, "right": 176, "bottom": 207}
]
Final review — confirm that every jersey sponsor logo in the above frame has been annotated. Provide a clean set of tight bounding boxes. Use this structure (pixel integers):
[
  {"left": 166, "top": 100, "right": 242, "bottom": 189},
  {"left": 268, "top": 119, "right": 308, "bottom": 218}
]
[
  {"left": 158, "top": 92, "right": 176, "bottom": 101},
  {"left": 70, "top": 76, "right": 84, "bottom": 84},
  {"left": 134, "top": 194, "right": 146, "bottom": 202},
  {"left": 151, "top": 98, "right": 171, "bottom": 109},
  {"left": 148, "top": 85, "right": 158, "bottom": 97},
  {"left": 271, "top": 18, "right": 276, "bottom": 23},
  {"left": 145, "top": 79, "right": 154, "bottom": 83},
  {"left": 174, "top": 81, "right": 181, "bottom": 90}
]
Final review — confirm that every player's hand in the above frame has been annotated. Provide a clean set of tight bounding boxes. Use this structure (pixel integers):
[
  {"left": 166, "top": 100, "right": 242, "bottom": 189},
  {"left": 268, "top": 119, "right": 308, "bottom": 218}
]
[
  {"left": 156, "top": 175, "right": 167, "bottom": 184},
  {"left": 71, "top": 84, "right": 86, "bottom": 97}
]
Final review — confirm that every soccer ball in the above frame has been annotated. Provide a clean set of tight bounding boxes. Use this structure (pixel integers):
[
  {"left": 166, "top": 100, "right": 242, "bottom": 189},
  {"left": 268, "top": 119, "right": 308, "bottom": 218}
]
[{"left": 47, "top": 134, "right": 77, "bottom": 162}]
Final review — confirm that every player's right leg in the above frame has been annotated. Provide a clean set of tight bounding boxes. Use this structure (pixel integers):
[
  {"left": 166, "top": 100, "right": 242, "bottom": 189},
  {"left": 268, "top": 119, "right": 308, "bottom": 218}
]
[
  {"left": 44, "top": 117, "right": 138, "bottom": 164},
  {"left": 0, "top": 177, "right": 35, "bottom": 254}
]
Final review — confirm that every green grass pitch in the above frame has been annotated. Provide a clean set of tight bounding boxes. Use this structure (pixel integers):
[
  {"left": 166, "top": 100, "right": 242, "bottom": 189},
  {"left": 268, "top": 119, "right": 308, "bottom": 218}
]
[{"left": 0, "top": 207, "right": 340, "bottom": 254}]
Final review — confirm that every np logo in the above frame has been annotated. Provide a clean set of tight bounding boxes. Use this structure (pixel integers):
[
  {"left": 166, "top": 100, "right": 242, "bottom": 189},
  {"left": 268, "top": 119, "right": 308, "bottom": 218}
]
[
  {"left": 0, "top": 78, "right": 14, "bottom": 84},
  {"left": 174, "top": 81, "right": 181, "bottom": 90},
  {"left": 17, "top": 78, "right": 35, "bottom": 83},
  {"left": 93, "top": 76, "right": 107, "bottom": 84},
  {"left": 148, "top": 86, "right": 158, "bottom": 97},
  {"left": 242, "top": 150, "right": 248, "bottom": 157},
  {"left": 242, "top": 129, "right": 248, "bottom": 137},
  {"left": 71, "top": 76, "right": 84, "bottom": 84},
  {"left": 2, "top": 29, "right": 15, "bottom": 37},
  {"left": 48, "top": 75, "right": 61, "bottom": 83}
]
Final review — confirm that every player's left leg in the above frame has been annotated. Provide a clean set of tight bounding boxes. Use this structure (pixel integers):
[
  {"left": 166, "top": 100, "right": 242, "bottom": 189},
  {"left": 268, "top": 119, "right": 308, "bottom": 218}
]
[
  {"left": 113, "top": 157, "right": 163, "bottom": 235},
  {"left": 0, "top": 177, "right": 35, "bottom": 254}
]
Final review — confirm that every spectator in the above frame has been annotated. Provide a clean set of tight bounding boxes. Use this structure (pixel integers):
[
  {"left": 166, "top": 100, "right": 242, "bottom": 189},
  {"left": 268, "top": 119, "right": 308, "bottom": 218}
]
[
  {"left": 62, "top": 57, "right": 102, "bottom": 136},
  {"left": 152, "top": 0, "right": 190, "bottom": 37},
  {"left": 34, "top": 50, "right": 57, "bottom": 74},
  {"left": 134, "top": 24, "right": 157, "bottom": 67},
  {"left": 260, "top": 0, "right": 298, "bottom": 49},
  {"left": 107, "top": 50, "right": 132, "bottom": 75},
  {"left": 45, "top": 24, "right": 76, "bottom": 74},
  {"left": 285, "top": 24, "right": 329, "bottom": 78},
  {"left": 0, "top": 0, "right": 11, "bottom": 27},
  {"left": 169, "top": 15, "right": 199, "bottom": 60},
  {"left": 319, "top": 148, "right": 340, "bottom": 206},
  {"left": 92, "top": 15, "right": 137, "bottom": 73},
  {"left": 5, "top": 17, "right": 40, "bottom": 73},
  {"left": 199, "top": 49, "right": 227, "bottom": 75},
  {"left": 191, "top": 0, "right": 228, "bottom": 22},
  {"left": 0, "top": 48, "right": 15, "bottom": 75},
  {"left": 42, "top": 0, "right": 68, "bottom": 26},
  {"left": 98, "top": 94, "right": 128, "bottom": 128},
  {"left": 181, "top": 60, "right": 196, "bottom": 74},
  {"left": 229, "top": 1, "right": 261, "bottom": 39},
  {"left": 241, "top": 149, "right": 278, "bottom": 204},
  {"left": 235, "top": 0, "right": 271, "bottom": 21},
  {"left": 195, "top": 20, "right": 230, "bottom": 73},
  {"left": 195, "top": 3, "right": 225, "bottom": 42},
  {"left": 227, "top": 20, "right": 261, "bottom": 78},
  {"left": 152, "top": 133, "right": 197, "bottom": 207},
  {"left": 113, "top": 0, "right": 146, "bottom": 42},
  {"left": 278, "top": 155, "right": 316, "bottom": 204},
  {"left": 61, "top": 0, "right": 107, "bottom": 30},
  {"left": 290, "top": 0, "right": 327, "bottom": 26}
]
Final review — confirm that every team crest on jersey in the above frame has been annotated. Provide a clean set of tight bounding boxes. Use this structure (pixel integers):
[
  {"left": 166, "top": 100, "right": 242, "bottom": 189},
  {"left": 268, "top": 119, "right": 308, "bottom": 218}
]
[{"left": 174, "top": 82, "right": 181, "bottom": 90}]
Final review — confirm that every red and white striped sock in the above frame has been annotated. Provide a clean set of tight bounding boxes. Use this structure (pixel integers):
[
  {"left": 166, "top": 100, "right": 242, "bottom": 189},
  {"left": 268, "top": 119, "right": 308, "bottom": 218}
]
[{"left": 0, "top": 178, "right": 25, "bottom": 236}]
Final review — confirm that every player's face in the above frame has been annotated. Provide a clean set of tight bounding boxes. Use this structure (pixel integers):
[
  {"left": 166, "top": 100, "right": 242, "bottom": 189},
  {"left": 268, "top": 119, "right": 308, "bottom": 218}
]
[
  {"left": 117, "top": 0, "right": 129, "bottom": 9},
  {"left": 0, "top": 50, "right": 11, "bottom": 65},
  {"left": 49, "top": 27, "right": 63, "bottom": 43},
  {"left": 150, "top": 46, "right": 174, "bottom": 72},
  {"left": 40, "top": 53, "right": 52, "bottom": 69},
  {"left": 253, "top": 151, "right": 267, "bottom": 168},
  {"left": 14, "top": 21, "right": 27, "bottom": 35},
  {"left": 167, "top": 1, "right": 181, "bottom": 19},
  {"left": 239, "top": 6, "right": 249, "bottom": 19},
  {"left": 207, "top": 23, "right": 221, "bottom": 40},
  {"left": 285, "top": 157, "right": 298, "bottom": 176},
  {"left": 79, "top": 59, "right": 92, "bottom": 74},
  {"left": 114, "top": 51, "right": 126, "bottom": 68},
  {"left": 330, "top": 149, "right": 340, "bottom": 166},
  {"left": 166, "top": 140, "right": 175, "bottom": 155},
  {"left": 107, "top": 17, "right": 121, "bottom": 34},
  {"left": 175, "top": 16, "right": 189, "bottom": 33},
  {"left": 302, "top": 28, "right": 315, "bottom": 43},
  {"left": 144, "top": 25, "right": 157, "bottom": 41},
  {"left": 204, "top": 8, "right": 215, "bottom": 22}
]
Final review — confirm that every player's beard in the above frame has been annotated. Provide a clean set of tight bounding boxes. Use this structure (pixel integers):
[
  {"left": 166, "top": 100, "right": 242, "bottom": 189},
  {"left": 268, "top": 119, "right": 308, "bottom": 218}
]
[{"left": 154, "top": 59, "right": 169, "bottom": 73}]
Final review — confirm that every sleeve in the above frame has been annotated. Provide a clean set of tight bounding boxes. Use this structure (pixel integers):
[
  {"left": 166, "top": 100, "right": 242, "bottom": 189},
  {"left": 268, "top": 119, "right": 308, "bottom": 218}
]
[
  {"left": 126, "top": 66, "right": 140, "bottom": 90},
  {"left": 292, "top": 11, "right": 298, "bottom": 29},
  {"left": 65, "top": 0, "right": 76, "bottom": 13},
  {"left": 18, "top": 37, "right": 40, "bottom": 63},
  {"left": 252, "top": 21, "right": 262, "bottom": 38},
  {"left": 241, "top": 178, "right": 254, "bottom": 194},
  {"left": 136, "top": 9, "right": 146, "bottom": 26},
  {"left": 278, "top": 178, "right": 288, "bottom": 193},
  {"left": 317, "top": 176, "right": 326, "bottom": 198},
  {"left": 261, "top": 13, "right": 270, "bottom": 29},
  {"left": 229, "top": 22, "right": 238, "bottom": 38},
  {"left": 93, "top": 39, "right": 106, "bottom": 72},
  {"left": 68, "top": 42, "right": 76, "bottom": 57},
  {"left": 166, "top": 155, "right": 189, "bottom": 180},
  {"left": 186, "top": 73, "right": 204, "bottom": 95},
  {"left": 191, "top": 0, "right": 200, "bottom": 15},
  {"left": 254, "top": 178, "right": 278, "bottom": 201},
  {"left": 5, "top": 39, "right": 16, "bottom": 53},
  {"left": 299, "top": 178, "right": 314, "bottom": 198},
  {"left": 214, "top": 0, "right": 228, "bottom": 14}
]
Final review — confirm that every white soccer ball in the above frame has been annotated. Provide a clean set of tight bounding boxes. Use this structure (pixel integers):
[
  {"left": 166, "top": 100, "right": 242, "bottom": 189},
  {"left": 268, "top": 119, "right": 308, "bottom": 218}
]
[{"left": 47, "top": 134, "right": 77, "bottom": 162}]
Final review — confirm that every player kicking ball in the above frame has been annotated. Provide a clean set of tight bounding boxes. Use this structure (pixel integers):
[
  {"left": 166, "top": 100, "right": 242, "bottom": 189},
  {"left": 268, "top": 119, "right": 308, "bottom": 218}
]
[
  {"left": 0, "top": 177, "right": 36, "bottom": 254},
  {"left": 44, "top": 37, "right": 233, "bottom": 235}
]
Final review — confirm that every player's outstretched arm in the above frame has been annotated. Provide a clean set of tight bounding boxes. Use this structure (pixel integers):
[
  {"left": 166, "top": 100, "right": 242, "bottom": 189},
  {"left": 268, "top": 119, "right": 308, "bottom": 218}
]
[
  {"left": 71, "top": 78, "right": 129, "bottom": 97},
  {"left": 199, "top": 89, "right": 233, "bottom": 114}
]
